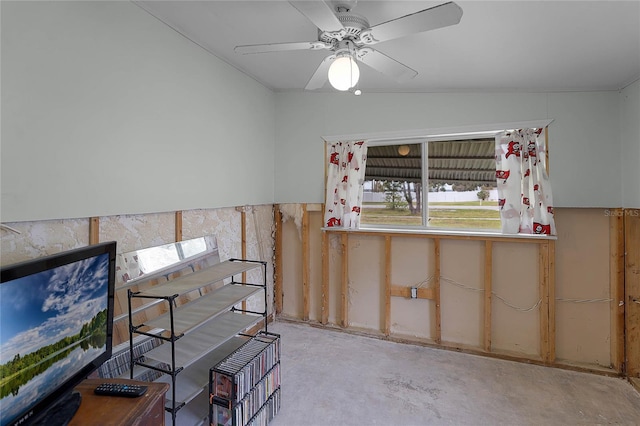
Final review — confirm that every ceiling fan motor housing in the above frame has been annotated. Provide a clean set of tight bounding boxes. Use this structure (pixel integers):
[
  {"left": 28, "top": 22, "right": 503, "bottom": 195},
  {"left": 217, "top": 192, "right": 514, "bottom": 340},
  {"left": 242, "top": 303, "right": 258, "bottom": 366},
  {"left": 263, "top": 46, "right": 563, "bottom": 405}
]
[{"left": 319, "top": 11, "right": 369, "bottom": 46}]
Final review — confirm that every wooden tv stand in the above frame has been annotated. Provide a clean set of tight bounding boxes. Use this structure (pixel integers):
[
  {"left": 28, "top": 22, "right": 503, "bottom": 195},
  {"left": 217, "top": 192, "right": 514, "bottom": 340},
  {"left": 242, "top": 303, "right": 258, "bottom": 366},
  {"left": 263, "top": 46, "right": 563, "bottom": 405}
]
[{"left": 70, "top": 378, "right": 169, "bottom": 426}]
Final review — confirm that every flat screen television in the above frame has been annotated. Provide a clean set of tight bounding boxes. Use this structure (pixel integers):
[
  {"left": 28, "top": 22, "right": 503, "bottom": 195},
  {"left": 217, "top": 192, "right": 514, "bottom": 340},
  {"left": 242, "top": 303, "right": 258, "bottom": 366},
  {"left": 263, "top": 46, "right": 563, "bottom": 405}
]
[{"left": 0, "top": 242, "right": 116, "bottom": 426}]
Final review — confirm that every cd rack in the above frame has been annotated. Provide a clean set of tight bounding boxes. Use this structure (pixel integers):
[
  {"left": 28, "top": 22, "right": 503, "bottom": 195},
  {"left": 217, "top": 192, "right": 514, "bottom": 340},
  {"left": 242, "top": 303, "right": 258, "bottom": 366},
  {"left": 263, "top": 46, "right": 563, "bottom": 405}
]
[{"left": 209, "top": 331, "right": 281, "bottom": 426}]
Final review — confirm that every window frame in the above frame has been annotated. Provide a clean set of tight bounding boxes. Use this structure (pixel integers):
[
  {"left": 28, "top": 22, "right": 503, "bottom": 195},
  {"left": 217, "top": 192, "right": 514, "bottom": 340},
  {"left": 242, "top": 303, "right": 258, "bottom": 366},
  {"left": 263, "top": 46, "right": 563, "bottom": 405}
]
[{"left": 324, "top": 119, "right": 554, "bottom": 234}]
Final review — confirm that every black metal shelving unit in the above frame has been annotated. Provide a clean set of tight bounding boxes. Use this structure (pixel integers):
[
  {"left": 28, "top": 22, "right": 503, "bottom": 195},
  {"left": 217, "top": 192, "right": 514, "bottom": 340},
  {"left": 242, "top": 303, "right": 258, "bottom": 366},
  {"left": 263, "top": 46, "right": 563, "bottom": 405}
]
[{"left": 127, "top": 258, "right": 268, "bottom": 426}]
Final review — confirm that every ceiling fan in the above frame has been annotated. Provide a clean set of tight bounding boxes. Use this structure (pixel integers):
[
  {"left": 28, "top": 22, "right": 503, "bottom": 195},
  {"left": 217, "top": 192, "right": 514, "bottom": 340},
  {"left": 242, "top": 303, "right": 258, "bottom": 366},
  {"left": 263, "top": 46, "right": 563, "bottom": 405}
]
[{"left": 234, "top": 1, "right": 463, "bottom": 91}]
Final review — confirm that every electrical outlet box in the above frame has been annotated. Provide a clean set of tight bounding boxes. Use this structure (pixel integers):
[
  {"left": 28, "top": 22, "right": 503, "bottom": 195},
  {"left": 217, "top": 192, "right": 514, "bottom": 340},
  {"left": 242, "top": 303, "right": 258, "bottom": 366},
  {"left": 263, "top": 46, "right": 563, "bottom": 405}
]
[{"left": 411, "top": 287, "right": 417, "bottom": 299}]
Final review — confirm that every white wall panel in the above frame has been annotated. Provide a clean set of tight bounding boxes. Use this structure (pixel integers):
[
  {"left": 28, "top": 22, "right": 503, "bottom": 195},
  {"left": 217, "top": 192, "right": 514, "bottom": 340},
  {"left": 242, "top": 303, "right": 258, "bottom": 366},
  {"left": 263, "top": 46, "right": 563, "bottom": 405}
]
[
  {"left": 274, "top": 91, "right": 622, "bottom": 208},
  {"left": 620, "top": 79, "right": 640, "bottom": 208},
  {"left": 1, "top": 1, "right": 275, "bottom": 221},
  {"left": 546, "top": 91, "right": 621, "bottom": 207}
]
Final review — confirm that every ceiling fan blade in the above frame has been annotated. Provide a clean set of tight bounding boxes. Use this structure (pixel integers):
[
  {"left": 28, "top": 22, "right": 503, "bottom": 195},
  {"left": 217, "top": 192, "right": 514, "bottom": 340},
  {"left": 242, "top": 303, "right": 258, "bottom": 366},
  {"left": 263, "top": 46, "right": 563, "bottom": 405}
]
[
  {"left": 356, "top": 48, "right": 417, "bottom": 82},
  {"left": 289, "top": 1, "right": 344, "bottom": 33},
  {"left": 235, "top": 41, "right": 331, "bottom": 55},
  {"left": 359, "top": 1, "right": 463, "bottom": 45},
  {"left": 305, "top": 55, "right": 335, "bottom": 90}
]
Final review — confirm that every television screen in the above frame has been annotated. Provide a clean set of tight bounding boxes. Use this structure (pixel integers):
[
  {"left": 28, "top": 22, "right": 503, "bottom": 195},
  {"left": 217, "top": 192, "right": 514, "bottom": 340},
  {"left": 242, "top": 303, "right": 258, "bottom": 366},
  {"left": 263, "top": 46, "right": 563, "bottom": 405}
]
[{"left": 0, "top": 242, "right": 116, "bottom": 426}]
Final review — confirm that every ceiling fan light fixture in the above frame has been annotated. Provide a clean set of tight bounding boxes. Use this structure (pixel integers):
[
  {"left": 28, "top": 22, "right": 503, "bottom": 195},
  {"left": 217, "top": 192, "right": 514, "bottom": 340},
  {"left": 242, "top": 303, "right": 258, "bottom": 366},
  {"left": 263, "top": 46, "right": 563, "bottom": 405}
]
[{"left": 328, "top": 56, "right": 360, "bottom": 91}]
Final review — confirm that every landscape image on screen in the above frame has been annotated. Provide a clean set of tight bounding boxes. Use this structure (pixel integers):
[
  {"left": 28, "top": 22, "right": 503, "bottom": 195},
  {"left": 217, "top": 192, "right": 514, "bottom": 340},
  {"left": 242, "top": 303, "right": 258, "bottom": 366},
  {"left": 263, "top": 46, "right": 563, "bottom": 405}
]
[{"left": 0, "top": 253, "right": 110, "bottom": 426}]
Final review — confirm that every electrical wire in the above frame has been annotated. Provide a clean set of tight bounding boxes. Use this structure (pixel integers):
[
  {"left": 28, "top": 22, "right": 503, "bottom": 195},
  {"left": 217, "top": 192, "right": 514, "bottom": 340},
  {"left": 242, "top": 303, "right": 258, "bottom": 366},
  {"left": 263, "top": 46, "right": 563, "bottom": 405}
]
[
  {"left": 440, "top": 276, "right": 541, "bottom": 312},
  {"left": 403, "top": 275, "right": 541, "bottom": 312},
  {"left": 494, "top": 294, "right": 542, "bottom": 312},
  {"left": 412, "top": 275, "right": 434, "bottom": 288},
  {"left": 351, "top": 273, "right": 614, "bottom": 313},
  {"left": 555, "top": 298, "right": 613, "bottom": 303},
  {"left": 439, "top": 276, "right": 483, "bottom": 293}
]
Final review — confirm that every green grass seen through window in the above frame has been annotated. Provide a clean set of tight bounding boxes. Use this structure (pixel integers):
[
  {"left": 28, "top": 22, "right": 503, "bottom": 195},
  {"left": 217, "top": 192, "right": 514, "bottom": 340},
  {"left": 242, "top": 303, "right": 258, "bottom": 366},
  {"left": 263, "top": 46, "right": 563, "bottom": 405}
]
[{"left": 361, "top": 201, "right": 501, "bottom": 230}]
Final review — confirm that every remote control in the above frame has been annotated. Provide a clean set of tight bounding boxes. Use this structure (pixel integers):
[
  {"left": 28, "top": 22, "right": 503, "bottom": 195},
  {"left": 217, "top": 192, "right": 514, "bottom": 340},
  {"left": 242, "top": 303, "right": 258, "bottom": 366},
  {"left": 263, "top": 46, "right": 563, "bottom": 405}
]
[{"left": 94, "top": 383, "right": 148, "bottom": 398}]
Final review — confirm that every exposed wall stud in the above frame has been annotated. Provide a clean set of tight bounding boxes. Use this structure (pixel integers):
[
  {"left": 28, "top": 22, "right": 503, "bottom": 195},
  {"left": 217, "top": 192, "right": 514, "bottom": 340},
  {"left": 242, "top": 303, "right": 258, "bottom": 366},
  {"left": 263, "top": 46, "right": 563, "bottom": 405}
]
[
  {"left": 384, "top": 236, "right": 391, "bottom": 335},
  {"left": 274, "top": 205, "right": 283, "bottom": 315},
  {"left": 302, "top": 204, "right": 310, "bottom": 321},
  {"left": 625, "top": 210, "right": 640, "bottom": 377},
  {"left": 539, "top": 242, "right": 550, "bottom": 363},
  {"left": 341, "top": 233, "right": 349, "bottom": 328},
  {"left": 321, "top": 230, "right": 329, "bottom": 324},
  {"left": 241, "top": 207, "right": 247, "bottom": 312},
  {"left": 548, "top": 239, "right": 556, "bottom": 363},
  {"left": 610, "top": 208, "right": 625, "bottom": 373},
  {"left": 89, "top": 217, "right": 100, "bottom": 245},
  {"left": 434, "top": 238, "right": 441, "bottom": 344},
  {"left": 484, "top": 240, "right": 493, "bottom": 352},
  {"left": 175, "top": 211, "right": 183, "bottom": 242}
]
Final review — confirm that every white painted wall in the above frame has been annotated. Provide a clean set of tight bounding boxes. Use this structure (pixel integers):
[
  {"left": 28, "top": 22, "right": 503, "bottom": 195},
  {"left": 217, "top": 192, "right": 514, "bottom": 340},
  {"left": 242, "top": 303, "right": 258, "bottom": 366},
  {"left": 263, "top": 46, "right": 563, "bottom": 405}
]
[
  {"left": 620, "top": 79, "right": 640, "bottom": 208},
  {"left": 274, "top": 91, "right": 622, "bottom": 208},
  {"left": 546, "top": 92, "right": 622, "bottom": 208},
  {"left": 1, "top": 1, "right": 275, "bottom": 222},
  {"left": 1, "top": 2, "right": 633, "bottom": 221}
]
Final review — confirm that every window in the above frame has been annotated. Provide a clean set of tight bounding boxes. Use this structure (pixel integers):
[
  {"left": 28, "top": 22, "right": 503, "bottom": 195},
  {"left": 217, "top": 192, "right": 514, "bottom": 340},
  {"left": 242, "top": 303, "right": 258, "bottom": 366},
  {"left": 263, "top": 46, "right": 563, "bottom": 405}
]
[{"left": 361, "top": 137, "right": 500, "bottom": 231}]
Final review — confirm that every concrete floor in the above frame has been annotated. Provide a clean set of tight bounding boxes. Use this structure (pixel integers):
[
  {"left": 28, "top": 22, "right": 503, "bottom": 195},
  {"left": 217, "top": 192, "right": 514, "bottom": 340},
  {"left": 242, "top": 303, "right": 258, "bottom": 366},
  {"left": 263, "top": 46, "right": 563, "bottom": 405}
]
[{"left": 268, "top": 321, "right": 640, "bottom": 426}]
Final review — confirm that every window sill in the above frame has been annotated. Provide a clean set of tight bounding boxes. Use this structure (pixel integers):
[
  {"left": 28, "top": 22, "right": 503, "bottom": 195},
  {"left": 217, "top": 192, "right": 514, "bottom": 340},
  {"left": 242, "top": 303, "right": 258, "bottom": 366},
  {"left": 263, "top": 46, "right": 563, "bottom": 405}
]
[{"left": 321, "top": 226, "right": 557, "bottom": 241}]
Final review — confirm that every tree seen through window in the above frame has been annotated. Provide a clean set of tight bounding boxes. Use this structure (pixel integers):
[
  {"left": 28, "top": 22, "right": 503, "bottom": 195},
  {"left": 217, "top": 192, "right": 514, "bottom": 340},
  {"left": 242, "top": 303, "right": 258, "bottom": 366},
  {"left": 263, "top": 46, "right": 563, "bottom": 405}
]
[{"left": 361, "top": 139, "right": 500, "bottom": 230}]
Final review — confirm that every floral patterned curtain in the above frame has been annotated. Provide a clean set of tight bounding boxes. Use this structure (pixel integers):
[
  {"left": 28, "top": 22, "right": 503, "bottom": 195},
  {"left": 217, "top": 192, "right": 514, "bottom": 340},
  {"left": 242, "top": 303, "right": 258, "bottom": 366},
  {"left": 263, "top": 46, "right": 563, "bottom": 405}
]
[
  {"left": 495, "top": 128, "right": 556, "bottom": 235},
  {"left": 324, "top": 140, "right": 368, "bottom": 229}
]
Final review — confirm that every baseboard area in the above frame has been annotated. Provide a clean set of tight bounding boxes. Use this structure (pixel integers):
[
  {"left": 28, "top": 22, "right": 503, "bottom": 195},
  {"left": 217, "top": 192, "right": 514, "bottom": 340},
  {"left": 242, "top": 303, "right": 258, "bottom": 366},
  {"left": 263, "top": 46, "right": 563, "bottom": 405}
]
[{"left": 275, "top": 315, "right": 624, "bottom": 378}]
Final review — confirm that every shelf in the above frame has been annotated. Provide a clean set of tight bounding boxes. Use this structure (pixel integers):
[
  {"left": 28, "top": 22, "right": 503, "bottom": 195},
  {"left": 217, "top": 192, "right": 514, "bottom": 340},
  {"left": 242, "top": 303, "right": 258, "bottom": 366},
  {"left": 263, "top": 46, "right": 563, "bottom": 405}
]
[
  {"left": 166, "top": 388, "right": 209, "bottom": 426},
  {"left": 137, "top": 260, "right": 261, "bottom": 298},
  {"left": 115, "top": 298, "right": 164, "bottom": 323},
  {"left": 156, "top": 336, "right": 249, "bottom": 406},
  {"left": 143, "top": 312, "right": 262, "bottom": 369},
  {"left": 124, "top": 239, "right": 268, "bottom": 426},
  {"left": 144, "top": 285, "right": 262, "bottom": 334}
]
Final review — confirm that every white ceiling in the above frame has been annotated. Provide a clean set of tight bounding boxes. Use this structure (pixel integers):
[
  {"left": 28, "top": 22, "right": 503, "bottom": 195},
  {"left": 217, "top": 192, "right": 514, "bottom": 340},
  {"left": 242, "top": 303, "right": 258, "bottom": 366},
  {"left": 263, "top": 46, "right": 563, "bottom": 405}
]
[{"left": 135, "top": 0, "right": 640, "bottom": 93}]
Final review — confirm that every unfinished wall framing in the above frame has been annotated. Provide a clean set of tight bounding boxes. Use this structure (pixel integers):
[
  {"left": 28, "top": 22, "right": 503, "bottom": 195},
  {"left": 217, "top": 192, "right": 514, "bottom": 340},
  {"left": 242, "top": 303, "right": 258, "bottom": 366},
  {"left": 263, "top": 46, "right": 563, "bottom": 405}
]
[
  {"left": 277, "top": 205, "right": 633, "bottom": 376},
  {"left": 321, "top": 229, "right": 556, "bottom": 363},
  {"left": 1, "top": 205, "right": 276, "bottom": 348}
]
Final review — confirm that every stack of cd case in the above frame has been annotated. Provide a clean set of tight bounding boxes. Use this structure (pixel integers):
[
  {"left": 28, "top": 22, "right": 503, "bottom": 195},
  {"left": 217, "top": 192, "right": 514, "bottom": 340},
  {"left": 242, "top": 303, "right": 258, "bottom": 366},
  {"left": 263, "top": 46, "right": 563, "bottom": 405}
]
[{"left": 209, "top": 331, "right": 281, "bottom": 426}]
